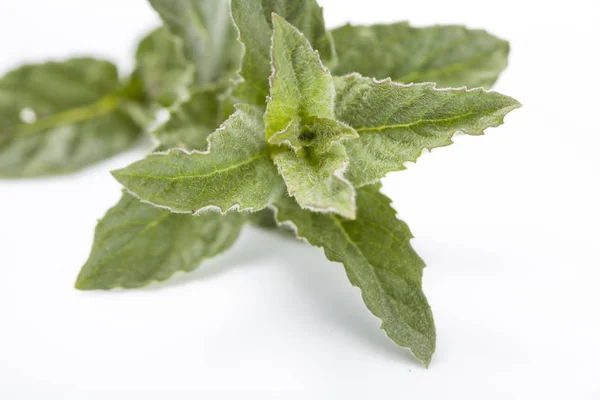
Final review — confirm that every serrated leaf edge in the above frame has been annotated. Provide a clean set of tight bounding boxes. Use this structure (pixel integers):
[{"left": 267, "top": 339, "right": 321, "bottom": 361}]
[
  {"left": 273, "top": 153, "right": 357, "bottom": 219},
  {"left": 76, "top": 192, "right": 247, "bottom": 291},
  {"left": 266, "top": 13, "right": 335, "bottom": 124},
  {"left": 266, "top": 15, "right": 356, "bottom": 219},
  {"left": 338, "top": 73, "right": 522, "bottom": 188},
  {"left": 229, "top": 4, "right": 255, "bottom": 97},
  {"left": 112, "top": 106, "right": 278, "bottom": 216},
  {"left": 269, "top": 200, "right": 434, "bottom": 367}
]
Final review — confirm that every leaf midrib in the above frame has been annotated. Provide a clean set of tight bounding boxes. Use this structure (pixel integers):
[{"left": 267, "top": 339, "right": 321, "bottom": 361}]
[
  {"left": 328, "top": 215, "right": 430, "bottom": 340},
  {"left": 14, "top": 92, "right": 126, "bottom": 137},
  {"left": 119, "top": 152, "right": 270, "bottom": 181},
  {"left": 354, "top": 111, "right": 476, "bottom": 133},
  {"left": 78, "top": 211, "right": 172, "bottom": 286}
]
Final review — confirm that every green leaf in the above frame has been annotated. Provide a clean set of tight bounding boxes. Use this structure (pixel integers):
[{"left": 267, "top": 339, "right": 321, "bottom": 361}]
[
  {"left": 0, "top": 58, "right": 143, "bottom": 178},
  {"left": 147, "top": 0, "right": 241, "bottom": 85},
  {"left": 334, "top": 74, "right": 521, "bottom": 187},
  {"left": 273, "top": 143, "right": 356, "bottom": 219},
  {"left": 265, "top": 14, "right": 335, "bottom": 139},
  {"left": 112, "top": 105, "right": 282, "bottom": 214},
  {"left": 231, "top": 0, "right": 336, "bottom": 105},
  {"left": 331, "top": 23, "right": 510, "bottom": 89},
  {"left": 134, "top": 27, "right": 194, "bottom": 107},
  {"left": 269, "top": 116, "right": 358, "bottom": 152},
  {"left": 76, "top": 192, "right": 245, "bottom": 290},
  {"left": 152, "top": 86, "right": 230, "bottom": 152},
  {"left": 266, "top": 15, "right": 356, "bottom": 219},
  {"left": 273, "top": 183, "right": 436, "bottom": 366},
  {"left": 266, "top": 15, "right": 356, "bottom": 149}
]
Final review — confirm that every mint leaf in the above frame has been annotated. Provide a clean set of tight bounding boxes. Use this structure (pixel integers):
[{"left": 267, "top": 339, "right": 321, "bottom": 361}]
[
  {"left": 147, "top": 0, "right": 241, "bottom": 85},
  {"left": 332, "top": 23, "right": 509, "bottom": 89},
  {"left": 269, "top": 116, "right": 358, "bottom": 152},
  {"left": 134, "top": 27, "right": 194, "bottom": 107},
  {"left": 152, "top": 86, "right": 230, "bottom": 152},
  {"left": 273, "top": 183, "right": 436, "bottom": 366},
  {"left": 80, "top": 77, "right": 243, "bottom": 290},
  {"left": 231, "top": 0, "right": 335, "bottom": 105},
  {"left": 266, "top": 13, "right": 335, "bottom": 141},
  {"left": 112, "top": 105, "right": 282, "bottom": 213},
  {"left": 267, "top": 15, "right": 356, "bottom": 219},
  {"left": 76, "top": 193, "right": 245, "bottom": 290},
  {"left": 266, "top": 15, "right": 356, "bottom": 150},
  {"left": 335, "top": 74, "right": 521, "bottom": 187},
  {"left": 273, "top": 143, "right": 356, "bottom": 219},
  {"left": 0, "top": 58, "right": 143, "bottom": 178}
]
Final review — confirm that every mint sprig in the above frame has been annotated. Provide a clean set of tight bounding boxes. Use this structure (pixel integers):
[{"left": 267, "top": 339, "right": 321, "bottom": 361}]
[{"left": 0, "top": 0, "right": 521, "bottom": 366}]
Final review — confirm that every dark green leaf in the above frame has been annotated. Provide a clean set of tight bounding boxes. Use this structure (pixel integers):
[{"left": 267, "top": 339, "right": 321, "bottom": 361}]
[
  {"left": 332, "top": 23, "right": 510, "bottom": 88},
  {"left": 0, "top": 58, "right": 143, "bottom": 178},
  {"left": 76, "top": 193, "right": 245, "bottom": 290},
  {"left": 152, "top": 86, "right": 230, "bottom": 152},
  {"left": 147, "top": 0, "right": 241, "bottom": 85},
  {"left": 335, "top": 74, "right": 521, "bottom": 187},
  {"left": 273, "top": 183, "right": 436, "bottom": 366},
  {"left": 134, "top": 27, "right": 194, "bottom": 107}
]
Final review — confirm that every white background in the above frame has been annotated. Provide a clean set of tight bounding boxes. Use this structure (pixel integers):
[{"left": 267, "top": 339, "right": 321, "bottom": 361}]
[{"left": 1, "top": 0, "right": 599, "bottom": 398}]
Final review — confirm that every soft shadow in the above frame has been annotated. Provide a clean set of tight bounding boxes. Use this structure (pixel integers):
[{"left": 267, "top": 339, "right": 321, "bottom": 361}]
[
  {"left": 271, "top": 240, "right": 422, "bottom": 365},
  {"left": 136, "top": 226, "right": 423, "bottom": 364},
  {"left": 139, "top": 227, "right": 276, "bottom": 291}
]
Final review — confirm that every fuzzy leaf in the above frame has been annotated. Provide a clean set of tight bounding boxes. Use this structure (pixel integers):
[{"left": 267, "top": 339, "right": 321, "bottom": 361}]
[
  {"left": 112, "top": 105, "right": 282, "bottom": 213},
  {"left": 273, "top": 183, "right": 436, "bottom": 366},
  {"left": 332, "top": 23, "right": 510, "bottom": 89},
  {"left": 267, "top": 15, "right": 356, "bottom": 218},
  {"left": 76, "top": 193, "right": 245, "bottom": 290},
  {"left": 269, "top": 116, "right": 358, "bottom": 153},
  {"left": 147, "top": 0, "right": 241, "bottom": 85},
  {"left": 273, "top": 143, "right": 355, "bottom": 219},
  {"left": 265, "top": 15, "right": 335, "bottom": 139},
  {"left": 335, "top": 74, "right": 521, "bottom": 187},
  {"left": 0, "top": 58, "right": 143, "bottom": 178},
  {"left": 134, "top": 27, "right": 194, "bottom": 107},
  {"left": 231, "top": 0, "right": 336, "bottom": 105},
  {"left": 152, "top": 86, "right": 230, "bottom": 152},
  {"left": 266, "top": 15, "right": 357, "bottom": 150}
]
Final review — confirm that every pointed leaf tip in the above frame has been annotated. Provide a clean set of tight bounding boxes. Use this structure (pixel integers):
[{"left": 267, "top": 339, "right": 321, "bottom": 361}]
[
  {"left": 273, "top": 185, "right": 436, "bottom": 365},
  {"left": 75, "top": 194, "right": 245, "bottom": 290},
  {"left": 230, "top": 0, "right": 335, "bottom": 104},
  {"left": 266, "top": 11, "right": 355, "bottom": 219},
  {"left": 334, "top": 74, "right": 522, "bottom": 186}
]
